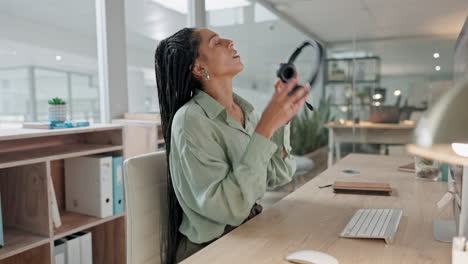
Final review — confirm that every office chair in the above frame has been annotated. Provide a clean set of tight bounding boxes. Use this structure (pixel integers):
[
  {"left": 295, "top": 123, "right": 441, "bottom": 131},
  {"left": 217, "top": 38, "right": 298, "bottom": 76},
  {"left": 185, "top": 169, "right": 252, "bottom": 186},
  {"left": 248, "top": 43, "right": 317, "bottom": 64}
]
[{"left": 124, "top": 151, "right": 167, "bottom": 264}]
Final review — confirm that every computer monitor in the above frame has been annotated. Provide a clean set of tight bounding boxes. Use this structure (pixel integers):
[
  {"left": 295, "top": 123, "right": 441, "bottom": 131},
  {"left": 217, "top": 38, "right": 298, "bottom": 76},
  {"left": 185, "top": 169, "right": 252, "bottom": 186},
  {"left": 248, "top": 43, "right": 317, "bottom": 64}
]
[
  {"left": 454, "top": 17, "right": 468, "bottom": 84},
  {"left": 435, "top": 17, "right": 468, "bottom": 242},
  {"left": 450, "top": 17, "right": 468, "bottom": 240},
  {"left": 369, "top": 106, "right": 400, "bottom": 123}
]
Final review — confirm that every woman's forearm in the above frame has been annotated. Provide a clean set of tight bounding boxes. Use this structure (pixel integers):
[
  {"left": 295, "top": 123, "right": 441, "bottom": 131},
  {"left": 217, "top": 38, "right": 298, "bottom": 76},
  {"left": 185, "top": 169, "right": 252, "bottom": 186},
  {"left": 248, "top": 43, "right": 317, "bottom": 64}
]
[{"left": 255, "top": 120, "right": 274, "bottom": 139}]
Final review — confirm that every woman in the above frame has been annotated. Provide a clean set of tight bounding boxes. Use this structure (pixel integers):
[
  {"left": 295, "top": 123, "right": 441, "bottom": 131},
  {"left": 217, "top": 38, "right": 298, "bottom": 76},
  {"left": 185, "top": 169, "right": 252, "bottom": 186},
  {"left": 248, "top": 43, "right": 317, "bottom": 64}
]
[{"left": 155, "top": 27, "right": 309, "bottom": 264}]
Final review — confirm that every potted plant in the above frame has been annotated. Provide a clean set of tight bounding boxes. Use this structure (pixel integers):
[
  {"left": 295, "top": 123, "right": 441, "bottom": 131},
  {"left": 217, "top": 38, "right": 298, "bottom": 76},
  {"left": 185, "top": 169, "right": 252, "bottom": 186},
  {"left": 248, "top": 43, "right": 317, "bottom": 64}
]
[
  {"left": 48, "top": 97, "right": 67, "bottom": 123},
  {"left": 266, "top": 99, "right": 333, "bottom": 194},
  {"left": 291, "top": 98, "right": 332, "bottom": 156},
  {"left": 289, "top": 98, "right": 333, "bottom": 181},
  {"left": 356, "top": 90, "right": 369, "bottom": 105}
]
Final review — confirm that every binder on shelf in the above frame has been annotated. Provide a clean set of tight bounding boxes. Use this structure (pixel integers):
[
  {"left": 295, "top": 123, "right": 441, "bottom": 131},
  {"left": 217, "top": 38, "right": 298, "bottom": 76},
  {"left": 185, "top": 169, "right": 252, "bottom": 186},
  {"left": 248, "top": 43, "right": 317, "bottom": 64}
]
[
  {"left": 48, "top": 173, "right": 62, "bottom": 228},
  {"left": 0, "top": 193, "right": 4, "bottom": 249},
  {"left": 54, "top": 239, "right": 67, "bottom": 264},
  {"left": 75, "top": 231, "right": 93, "bottom": 264},
  {"left": 65, "top": 155, "right": 113, "bottom": 218},
  {"left": 112, "top": 156, "right": 125, "bottom": 215},
  {"left": 65, "top": 235, "right": 81, "bottom": 264}
]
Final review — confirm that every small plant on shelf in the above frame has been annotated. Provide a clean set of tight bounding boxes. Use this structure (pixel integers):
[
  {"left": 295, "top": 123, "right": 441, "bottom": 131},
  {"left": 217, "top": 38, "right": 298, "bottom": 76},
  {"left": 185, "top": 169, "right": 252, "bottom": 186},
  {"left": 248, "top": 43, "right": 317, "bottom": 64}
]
[
  {"left": 48, "top": 97, "right": 66, "bottom": 105},
  {"left": 48, "top": 97, "right": 67, "bottom": 123}
]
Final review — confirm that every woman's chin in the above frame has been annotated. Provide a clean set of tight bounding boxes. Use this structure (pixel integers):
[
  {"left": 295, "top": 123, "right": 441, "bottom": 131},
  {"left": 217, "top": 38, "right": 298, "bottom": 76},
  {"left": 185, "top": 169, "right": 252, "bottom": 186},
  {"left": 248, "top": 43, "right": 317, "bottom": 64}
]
[
  {"left": 235, "top": 62, "right": 244, "bottom": 73},
  {"left": 225, "top": 63, "right": 244, "bottom": 77}
]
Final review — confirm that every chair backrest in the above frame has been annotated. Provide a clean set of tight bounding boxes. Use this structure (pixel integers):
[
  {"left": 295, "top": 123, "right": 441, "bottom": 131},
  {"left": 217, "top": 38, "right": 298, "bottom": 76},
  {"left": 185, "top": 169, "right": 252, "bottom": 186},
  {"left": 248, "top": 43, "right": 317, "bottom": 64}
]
[{"left": 124, "top": 151, "right": 167, "bottom": 264}]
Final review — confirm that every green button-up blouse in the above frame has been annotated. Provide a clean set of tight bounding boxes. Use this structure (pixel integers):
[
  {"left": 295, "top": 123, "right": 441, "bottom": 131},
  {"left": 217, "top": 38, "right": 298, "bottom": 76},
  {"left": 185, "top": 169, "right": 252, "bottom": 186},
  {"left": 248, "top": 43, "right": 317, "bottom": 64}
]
[{"left": 169, "top": 90, "right": 296, "bottom": 244}]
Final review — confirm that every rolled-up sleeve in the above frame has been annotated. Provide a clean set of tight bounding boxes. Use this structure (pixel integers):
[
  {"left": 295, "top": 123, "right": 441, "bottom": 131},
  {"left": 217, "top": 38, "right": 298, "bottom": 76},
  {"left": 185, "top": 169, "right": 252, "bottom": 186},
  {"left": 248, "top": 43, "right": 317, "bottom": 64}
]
[
  {"left": 266, "top": 122, "right": 296, "bottom": 188},
  {"left": 173, "top": 130, "right": 277, "bottom": 233}
]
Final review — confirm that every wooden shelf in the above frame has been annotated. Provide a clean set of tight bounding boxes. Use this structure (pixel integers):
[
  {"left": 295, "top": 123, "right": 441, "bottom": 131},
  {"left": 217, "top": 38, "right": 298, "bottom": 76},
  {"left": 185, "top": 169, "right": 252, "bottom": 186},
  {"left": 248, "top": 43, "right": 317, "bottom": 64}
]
[
  {"left": 0, "top": 124, "right": 126, "bottom": 263},
  {"left": 0, "top": 228, "right": 49, "bottom": 260},
  {"left": 326, "top": 120, "right": 415, "bottom": 129},
  {"left": 0, "top": 144, "right": 123, "bottom": 169},
  {"left": 53, "top": 211, "right": 125, "bottom": 240},
  {"left": 407, "top": 144, "right": 468, "bottom": 166},
  {"left": 0, "top": 124, "right": 123, "bottom": 141},
  {"left": 325, "top": 80, "right": 378, "bottom": 84}
]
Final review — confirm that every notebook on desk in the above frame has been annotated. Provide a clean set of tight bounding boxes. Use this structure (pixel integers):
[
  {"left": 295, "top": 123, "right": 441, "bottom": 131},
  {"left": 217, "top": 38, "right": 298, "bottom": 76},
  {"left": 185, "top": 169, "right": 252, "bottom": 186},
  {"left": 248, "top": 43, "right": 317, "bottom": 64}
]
[
  {"left": 333, "top": 181, "right": 393, "bottom": 196},
  {"left": 398, "top": 162, "right": 415, "bottom": 173}
]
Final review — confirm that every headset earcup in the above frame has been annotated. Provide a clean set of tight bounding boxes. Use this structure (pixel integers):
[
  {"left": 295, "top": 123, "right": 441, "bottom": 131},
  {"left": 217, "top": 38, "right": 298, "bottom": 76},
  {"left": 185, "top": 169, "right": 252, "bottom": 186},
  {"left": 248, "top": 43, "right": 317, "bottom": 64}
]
[{"left": 276, "top": 63, "right": 296, "bottom": 83}]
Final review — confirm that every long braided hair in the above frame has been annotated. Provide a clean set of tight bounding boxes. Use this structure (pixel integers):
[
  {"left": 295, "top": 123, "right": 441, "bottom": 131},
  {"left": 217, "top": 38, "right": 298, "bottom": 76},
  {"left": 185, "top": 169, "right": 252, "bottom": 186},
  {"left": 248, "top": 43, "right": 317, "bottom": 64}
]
[{"left": 154, "top": 28, "right": 202, "bottom": 264}]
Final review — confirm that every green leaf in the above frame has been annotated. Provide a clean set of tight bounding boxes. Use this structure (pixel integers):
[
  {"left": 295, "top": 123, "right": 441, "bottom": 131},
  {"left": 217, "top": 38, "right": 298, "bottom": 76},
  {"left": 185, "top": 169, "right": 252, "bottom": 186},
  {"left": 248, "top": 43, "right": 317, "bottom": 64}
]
[
  {"left": 48, "top": 97, "right": 66, "bottom": 105},
  {"left": 290, "top": 97, "right": 334, "bottom": 155}
]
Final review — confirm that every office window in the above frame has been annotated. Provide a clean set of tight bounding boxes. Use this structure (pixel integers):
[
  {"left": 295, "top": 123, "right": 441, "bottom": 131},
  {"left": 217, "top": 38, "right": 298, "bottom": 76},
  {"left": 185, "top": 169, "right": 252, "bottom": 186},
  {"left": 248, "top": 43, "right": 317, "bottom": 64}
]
[
  {"left": 35, "top": 68, "right": 68, "bottom": 122},
  {"left": 205, "top": 2, "right": 318, "bottom": 111},
  {"left": 254, "top": 2, "right": 277, "bottom": 23},
  {"left": 325, "top": 17, "right": 457, "bottom": 158},
  {"left": 0, "top": 0, "right": 100, "bottom": 125},
  {"left": 125, "top": 0, "right": 187, "bottom": 113},
  {"left": 0, "top": 68, "right": 29, "bottom": 125},
  {"left": 70, "top": 73, "right": 100, "bottom": 122}
]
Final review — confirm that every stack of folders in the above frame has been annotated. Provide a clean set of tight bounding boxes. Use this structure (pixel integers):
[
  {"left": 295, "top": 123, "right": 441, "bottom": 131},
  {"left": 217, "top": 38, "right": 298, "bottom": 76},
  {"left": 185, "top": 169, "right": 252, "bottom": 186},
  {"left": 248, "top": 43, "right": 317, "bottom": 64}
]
[
  {"left": 54, "top": 231, "right": 93, "bottom": 264},
  {"left": 65, "top": 155, "right": 124, "bottom": 218},
  {"left": 0, "top": 193, "right": 4, "bottom": 248}
]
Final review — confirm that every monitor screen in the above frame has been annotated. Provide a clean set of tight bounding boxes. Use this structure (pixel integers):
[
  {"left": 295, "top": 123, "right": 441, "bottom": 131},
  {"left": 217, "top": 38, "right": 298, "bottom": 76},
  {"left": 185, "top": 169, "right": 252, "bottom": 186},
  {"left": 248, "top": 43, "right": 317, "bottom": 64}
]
[{"left": 454, "top": 17, "right": 468, "bottom": 85}]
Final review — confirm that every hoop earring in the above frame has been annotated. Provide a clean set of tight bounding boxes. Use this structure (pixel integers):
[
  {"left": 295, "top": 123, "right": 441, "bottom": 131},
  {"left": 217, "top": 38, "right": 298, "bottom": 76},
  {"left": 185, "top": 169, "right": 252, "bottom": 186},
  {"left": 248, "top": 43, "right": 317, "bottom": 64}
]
[{"left": 203, "top": 71, "right": 210, "bottom": 81}]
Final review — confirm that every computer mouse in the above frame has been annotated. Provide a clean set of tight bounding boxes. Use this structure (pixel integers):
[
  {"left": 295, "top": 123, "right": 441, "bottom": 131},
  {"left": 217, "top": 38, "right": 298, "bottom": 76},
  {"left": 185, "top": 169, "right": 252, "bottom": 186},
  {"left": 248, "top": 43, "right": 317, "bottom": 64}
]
[{"left": 285, "top": 250, "right": 339, "bottom": 264}]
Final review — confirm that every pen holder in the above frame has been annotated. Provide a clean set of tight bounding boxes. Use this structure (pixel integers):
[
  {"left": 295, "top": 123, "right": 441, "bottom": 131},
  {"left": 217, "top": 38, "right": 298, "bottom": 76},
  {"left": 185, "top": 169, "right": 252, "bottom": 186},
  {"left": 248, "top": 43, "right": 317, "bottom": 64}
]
[{"left": 414, "top": 156, "right": 441, "bottom": 181}]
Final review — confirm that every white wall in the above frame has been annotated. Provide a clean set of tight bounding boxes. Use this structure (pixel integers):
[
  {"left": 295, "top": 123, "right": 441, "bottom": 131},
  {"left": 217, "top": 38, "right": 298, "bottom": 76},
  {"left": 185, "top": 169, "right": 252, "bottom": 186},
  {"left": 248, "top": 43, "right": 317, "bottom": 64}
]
[{"left": 210, "top": 4, "right": 324, "bottom": 113}]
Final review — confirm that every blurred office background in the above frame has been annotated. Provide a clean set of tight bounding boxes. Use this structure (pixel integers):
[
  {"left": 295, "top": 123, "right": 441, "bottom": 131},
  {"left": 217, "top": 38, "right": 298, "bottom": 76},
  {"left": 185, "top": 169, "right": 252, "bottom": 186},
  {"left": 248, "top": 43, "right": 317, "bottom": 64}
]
[{"left": 0, "top": 0, "right": 467, "bottom": 160}]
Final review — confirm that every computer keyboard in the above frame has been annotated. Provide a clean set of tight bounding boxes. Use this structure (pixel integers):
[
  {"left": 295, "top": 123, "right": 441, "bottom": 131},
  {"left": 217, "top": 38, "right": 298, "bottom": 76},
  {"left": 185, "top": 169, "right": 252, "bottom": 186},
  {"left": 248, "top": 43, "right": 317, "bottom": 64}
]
[{"left": 340, "top": 208, "right": 403, "bottom": 244}]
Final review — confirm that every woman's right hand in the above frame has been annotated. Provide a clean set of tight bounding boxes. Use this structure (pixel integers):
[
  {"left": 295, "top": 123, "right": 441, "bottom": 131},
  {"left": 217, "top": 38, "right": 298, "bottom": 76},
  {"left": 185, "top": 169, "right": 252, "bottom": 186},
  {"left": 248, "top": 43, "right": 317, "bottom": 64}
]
[{"left": 255, "top": 79, "right": 310, "bottom": 139}]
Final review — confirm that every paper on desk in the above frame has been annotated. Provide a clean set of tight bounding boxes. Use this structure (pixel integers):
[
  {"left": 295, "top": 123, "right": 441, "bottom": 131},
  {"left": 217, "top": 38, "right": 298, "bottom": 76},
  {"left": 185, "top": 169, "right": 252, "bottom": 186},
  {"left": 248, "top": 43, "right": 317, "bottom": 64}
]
[{"left": 437, "top": 192, "right": 454, "bottom": 209}]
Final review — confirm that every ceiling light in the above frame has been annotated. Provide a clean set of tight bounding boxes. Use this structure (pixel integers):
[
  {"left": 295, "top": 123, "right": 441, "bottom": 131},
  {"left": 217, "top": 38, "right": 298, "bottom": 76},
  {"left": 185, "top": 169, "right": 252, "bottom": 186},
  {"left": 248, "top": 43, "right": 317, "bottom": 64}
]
[
  {"left": 393, "top": 90, "right": 401, "bottom": 96},
  {"left": 433, "top": 53, "right": 440, "bottom": 58},
  {"left": 372, "top": 94, "right": 382, "bottom": 100},
  {"left": 374, "top": 102, "right": 381, "bottom": 106},
  {"left": 339, "top": 106, "right": 348, "bottom": 112},
  {"left": 55, "top": 55, "right": 62, "bottom": 61},
  {"left": 435, "top": 65, "right": 441, "bottom": 71}
]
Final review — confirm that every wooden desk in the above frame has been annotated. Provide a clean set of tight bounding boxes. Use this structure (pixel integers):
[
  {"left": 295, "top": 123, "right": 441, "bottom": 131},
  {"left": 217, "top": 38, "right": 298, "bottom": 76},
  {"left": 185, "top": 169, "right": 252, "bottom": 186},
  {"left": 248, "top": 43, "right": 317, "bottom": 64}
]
[
  {"left": 182, "top": 154, "right": 451, "bottom": 264},
  {"left": 326, "top": 121, "right": 415, "bottom": 168}
]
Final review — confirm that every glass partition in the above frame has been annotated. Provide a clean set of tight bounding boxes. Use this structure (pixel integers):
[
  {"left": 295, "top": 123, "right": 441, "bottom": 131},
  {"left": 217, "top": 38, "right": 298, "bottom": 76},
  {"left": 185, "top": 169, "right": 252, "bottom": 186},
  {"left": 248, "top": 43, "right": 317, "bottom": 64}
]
[
  {"left": 206, "top": 1, "right": 322, "bottom": 112},
  {"left": 0, "top": 0, "right": 99, "bottom": 126},
  {"left": 326, "top": 28, "right": 457, "bottom": 161},
  {"left": 0, "top": 66, "right": 99, "bottom": 124},
  {"left": 125, "top": 0, "right": 188, "bottom": 113}
]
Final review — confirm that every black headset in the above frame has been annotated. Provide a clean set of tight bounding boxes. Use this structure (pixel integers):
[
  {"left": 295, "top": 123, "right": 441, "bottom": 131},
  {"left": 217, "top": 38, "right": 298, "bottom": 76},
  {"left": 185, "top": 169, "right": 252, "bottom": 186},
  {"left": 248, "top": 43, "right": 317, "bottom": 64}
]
[{"left": 276, "top": 40, "right": 324, "bottom": 111}]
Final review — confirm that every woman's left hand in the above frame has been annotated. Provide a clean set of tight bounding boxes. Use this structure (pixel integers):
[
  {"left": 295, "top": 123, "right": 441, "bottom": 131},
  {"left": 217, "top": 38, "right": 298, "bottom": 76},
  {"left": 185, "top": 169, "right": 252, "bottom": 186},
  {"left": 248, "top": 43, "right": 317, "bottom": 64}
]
[{"left": 273, "top": 72, "right": 309, "bottom": 124}]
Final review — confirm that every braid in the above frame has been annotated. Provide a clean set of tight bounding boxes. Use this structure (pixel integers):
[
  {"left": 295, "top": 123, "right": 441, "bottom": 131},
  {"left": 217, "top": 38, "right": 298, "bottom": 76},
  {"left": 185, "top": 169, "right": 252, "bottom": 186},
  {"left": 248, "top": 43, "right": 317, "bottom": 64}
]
[{"left": 155, "top": 28, "right": 202, "bottom": 264}]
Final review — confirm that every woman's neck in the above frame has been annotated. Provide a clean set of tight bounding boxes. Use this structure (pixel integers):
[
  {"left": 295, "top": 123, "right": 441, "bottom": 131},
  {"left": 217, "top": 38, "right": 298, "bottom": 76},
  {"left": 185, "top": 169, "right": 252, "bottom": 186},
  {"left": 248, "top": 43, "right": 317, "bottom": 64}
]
[{"left": 203, "top": 77, "right": 236, "bottom": 111}]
